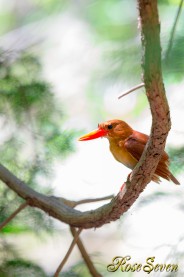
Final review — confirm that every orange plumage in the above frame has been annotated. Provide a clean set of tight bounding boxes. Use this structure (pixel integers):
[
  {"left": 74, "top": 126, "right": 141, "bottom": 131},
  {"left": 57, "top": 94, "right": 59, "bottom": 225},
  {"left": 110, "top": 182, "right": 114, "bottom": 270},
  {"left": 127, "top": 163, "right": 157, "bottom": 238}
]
[{"left": 79, "top": 119, "right": 180, "bottom": 185}]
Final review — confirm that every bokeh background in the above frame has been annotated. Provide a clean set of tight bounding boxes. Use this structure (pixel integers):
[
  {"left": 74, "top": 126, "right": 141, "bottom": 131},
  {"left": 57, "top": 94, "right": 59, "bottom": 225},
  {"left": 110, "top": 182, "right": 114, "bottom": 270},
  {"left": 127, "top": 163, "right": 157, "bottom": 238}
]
[{"left": 0, "top": 0, "right": 184, "bottom": 276}]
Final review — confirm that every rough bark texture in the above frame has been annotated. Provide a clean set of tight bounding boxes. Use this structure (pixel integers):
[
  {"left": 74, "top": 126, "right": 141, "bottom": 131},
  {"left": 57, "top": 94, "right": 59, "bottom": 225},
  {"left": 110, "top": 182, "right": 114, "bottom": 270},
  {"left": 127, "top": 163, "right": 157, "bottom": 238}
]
[{"left": 0, "top": 0, "right": 171, "bottom": 229}]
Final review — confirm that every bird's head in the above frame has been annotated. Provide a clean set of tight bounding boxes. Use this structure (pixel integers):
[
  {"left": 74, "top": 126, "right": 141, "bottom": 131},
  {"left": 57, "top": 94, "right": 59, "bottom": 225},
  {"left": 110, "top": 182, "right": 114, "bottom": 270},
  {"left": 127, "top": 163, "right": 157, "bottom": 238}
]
[{"left": 79, "top": 119, "right": 133, "bottom": 141}]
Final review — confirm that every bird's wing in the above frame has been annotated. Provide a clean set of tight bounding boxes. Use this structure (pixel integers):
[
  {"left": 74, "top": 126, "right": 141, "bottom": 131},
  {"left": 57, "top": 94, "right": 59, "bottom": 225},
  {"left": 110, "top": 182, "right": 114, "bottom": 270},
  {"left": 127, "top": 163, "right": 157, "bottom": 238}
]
[
  {"left": 124, "top": 132, "right": 162, "bottom": 183},
  {"left": 124, "top": 131, "right": 149, "bottom": 161},
  {"left": 125, "top": 130, "right": 169, "bottom": 162},
  {"left": 124, "top": 131, "right": 180, "bottom": 184}
]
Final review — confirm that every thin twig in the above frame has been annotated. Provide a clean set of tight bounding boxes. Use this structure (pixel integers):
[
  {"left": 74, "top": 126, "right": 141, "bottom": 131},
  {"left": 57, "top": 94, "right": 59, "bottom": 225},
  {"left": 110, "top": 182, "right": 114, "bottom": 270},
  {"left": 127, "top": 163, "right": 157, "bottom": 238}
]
[
  {"left": 54, "top": 228, "right": 82, "bottom": 277},
  {"left": 70, "top": 227, "right": 102, "bottom": 277},
  {"left": 58, "top": 194, "right": 114, "bottom": 208},
  {"left": 165, "top": 0, "right": 184, "bottom": 61},
  {"left": 118, "top": 83, "right": 145, "bottom": 99},
  {"left": 0, "top": 201, "right": 28, "bottom": 232}
]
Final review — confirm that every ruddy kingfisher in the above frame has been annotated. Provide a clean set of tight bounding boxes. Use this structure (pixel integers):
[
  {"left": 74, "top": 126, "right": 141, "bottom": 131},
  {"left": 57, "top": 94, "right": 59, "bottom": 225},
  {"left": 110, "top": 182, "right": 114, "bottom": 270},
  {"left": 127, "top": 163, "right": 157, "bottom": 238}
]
[{"left": 79, "top": 119, "right": 180, "bottom": 185}]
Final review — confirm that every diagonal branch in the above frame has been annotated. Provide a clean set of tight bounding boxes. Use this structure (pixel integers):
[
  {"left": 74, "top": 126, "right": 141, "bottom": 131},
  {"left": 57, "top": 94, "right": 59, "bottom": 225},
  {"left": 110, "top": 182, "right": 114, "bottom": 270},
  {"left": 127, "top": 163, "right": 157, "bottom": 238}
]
[
  {"left": 0, "top": 0, "right": 172, "bottom": 229},
  {"left": 54, "top": 228, "right": 82, "bottom": 277},
  {"left": 0, "top": 201, "right": 28, "bottom": 232},
  {"left": 165, "top": 0, "right": 184, "bottom": 61}
]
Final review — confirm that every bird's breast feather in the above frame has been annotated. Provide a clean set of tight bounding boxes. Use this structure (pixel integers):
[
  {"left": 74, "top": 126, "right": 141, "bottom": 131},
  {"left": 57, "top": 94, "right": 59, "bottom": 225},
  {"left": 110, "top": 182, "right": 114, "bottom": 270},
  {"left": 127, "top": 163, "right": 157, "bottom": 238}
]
[{"left": 109, "top": 140, "right": 137, "bottom": 169}]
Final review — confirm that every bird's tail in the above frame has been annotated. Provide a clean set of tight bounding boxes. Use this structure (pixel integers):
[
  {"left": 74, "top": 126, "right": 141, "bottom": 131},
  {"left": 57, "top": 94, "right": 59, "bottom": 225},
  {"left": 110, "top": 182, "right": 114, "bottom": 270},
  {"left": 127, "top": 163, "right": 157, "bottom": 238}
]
[
  {"left": 152, "top": 174, "right": 161, "bottom": 184},
  {"left": 152, "top": 172, "right": 180, "bottom": 185},
  {"left": 155, "top": 165, "right": 180, "bottom": 185},
  {"left": 169, "top": 172, "right": 180, "bottom": 185}
]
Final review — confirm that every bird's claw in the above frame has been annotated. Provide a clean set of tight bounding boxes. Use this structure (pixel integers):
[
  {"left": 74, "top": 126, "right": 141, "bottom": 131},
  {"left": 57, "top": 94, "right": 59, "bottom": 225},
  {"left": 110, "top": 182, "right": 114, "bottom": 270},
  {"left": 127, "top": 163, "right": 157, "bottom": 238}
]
[{"left": 120, "top": 183, "right": 126, "bottom": 191}]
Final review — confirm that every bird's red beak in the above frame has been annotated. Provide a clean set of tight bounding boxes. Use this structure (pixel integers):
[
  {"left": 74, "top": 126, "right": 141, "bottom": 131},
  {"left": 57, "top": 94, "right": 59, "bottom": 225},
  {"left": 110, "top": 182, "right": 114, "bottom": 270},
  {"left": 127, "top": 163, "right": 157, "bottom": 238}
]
[{"left": 78, "top": 128, "right": 108, "bottom": 141}]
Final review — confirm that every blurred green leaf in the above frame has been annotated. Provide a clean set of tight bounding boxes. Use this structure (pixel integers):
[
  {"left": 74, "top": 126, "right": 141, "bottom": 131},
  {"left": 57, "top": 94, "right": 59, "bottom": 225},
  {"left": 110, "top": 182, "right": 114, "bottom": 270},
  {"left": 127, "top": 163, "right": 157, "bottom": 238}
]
[
  {"left": 163, "top": 35, "right": 184, "bottom": 82},
  {"left": 0, "top": 259, "right": 47, "bottom": 277},
  {"left": 0, "top": 49, "right": 77, "bottom": 273},
  {"left": 167, "top": 146, "right": 184, "bottom": 175}
]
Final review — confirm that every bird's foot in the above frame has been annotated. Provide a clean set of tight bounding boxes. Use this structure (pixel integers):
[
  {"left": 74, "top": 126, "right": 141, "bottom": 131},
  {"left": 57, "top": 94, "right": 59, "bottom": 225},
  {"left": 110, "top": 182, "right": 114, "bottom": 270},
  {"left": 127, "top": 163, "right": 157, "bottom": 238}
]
[
  {"left": 120, "top": 172, "right": 132, "bottom": 191},
  {"left": 120, "top": 183, "right": 126, "bottom": 191},
  {"left": 127, "top": 172, "right": 132, "bottom": 182},
  {"left": 119, "top": 182, "right": 127, "bottom": 199}
]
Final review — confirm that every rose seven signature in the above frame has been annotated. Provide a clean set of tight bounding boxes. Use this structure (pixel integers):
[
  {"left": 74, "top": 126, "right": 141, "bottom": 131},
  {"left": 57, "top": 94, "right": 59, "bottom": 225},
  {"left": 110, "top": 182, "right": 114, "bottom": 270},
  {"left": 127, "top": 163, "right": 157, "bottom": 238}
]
[{"left": 107, "top": 256, "right": 178, "bottom": 274}]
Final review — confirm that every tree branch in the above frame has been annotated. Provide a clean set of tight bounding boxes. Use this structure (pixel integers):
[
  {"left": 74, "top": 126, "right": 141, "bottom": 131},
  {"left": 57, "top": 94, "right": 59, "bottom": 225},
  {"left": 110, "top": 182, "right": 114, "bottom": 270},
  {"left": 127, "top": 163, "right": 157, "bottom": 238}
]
[
  {"left": 132, "top": 0, "right": 171, "bottom": 183},
  {"left": 70, "top": 227, "right": 102, "bottom": 277},
  {"left": 0, "top": 0, "right": 172, "bottom": 229}
]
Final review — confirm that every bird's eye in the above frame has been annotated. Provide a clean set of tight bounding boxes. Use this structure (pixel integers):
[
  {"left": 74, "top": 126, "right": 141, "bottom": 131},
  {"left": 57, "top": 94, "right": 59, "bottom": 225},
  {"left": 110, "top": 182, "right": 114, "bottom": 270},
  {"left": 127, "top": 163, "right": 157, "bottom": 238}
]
[{"left": 107, "top": 124, "right": 113, "bottom": 130}]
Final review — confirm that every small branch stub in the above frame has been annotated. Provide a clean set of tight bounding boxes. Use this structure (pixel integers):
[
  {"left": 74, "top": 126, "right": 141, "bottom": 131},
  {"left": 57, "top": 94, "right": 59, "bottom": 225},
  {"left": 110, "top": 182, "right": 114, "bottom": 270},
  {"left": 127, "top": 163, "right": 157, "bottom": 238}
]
[{"left": 118, "top": 83, "right": 145, "bottom": 99}]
